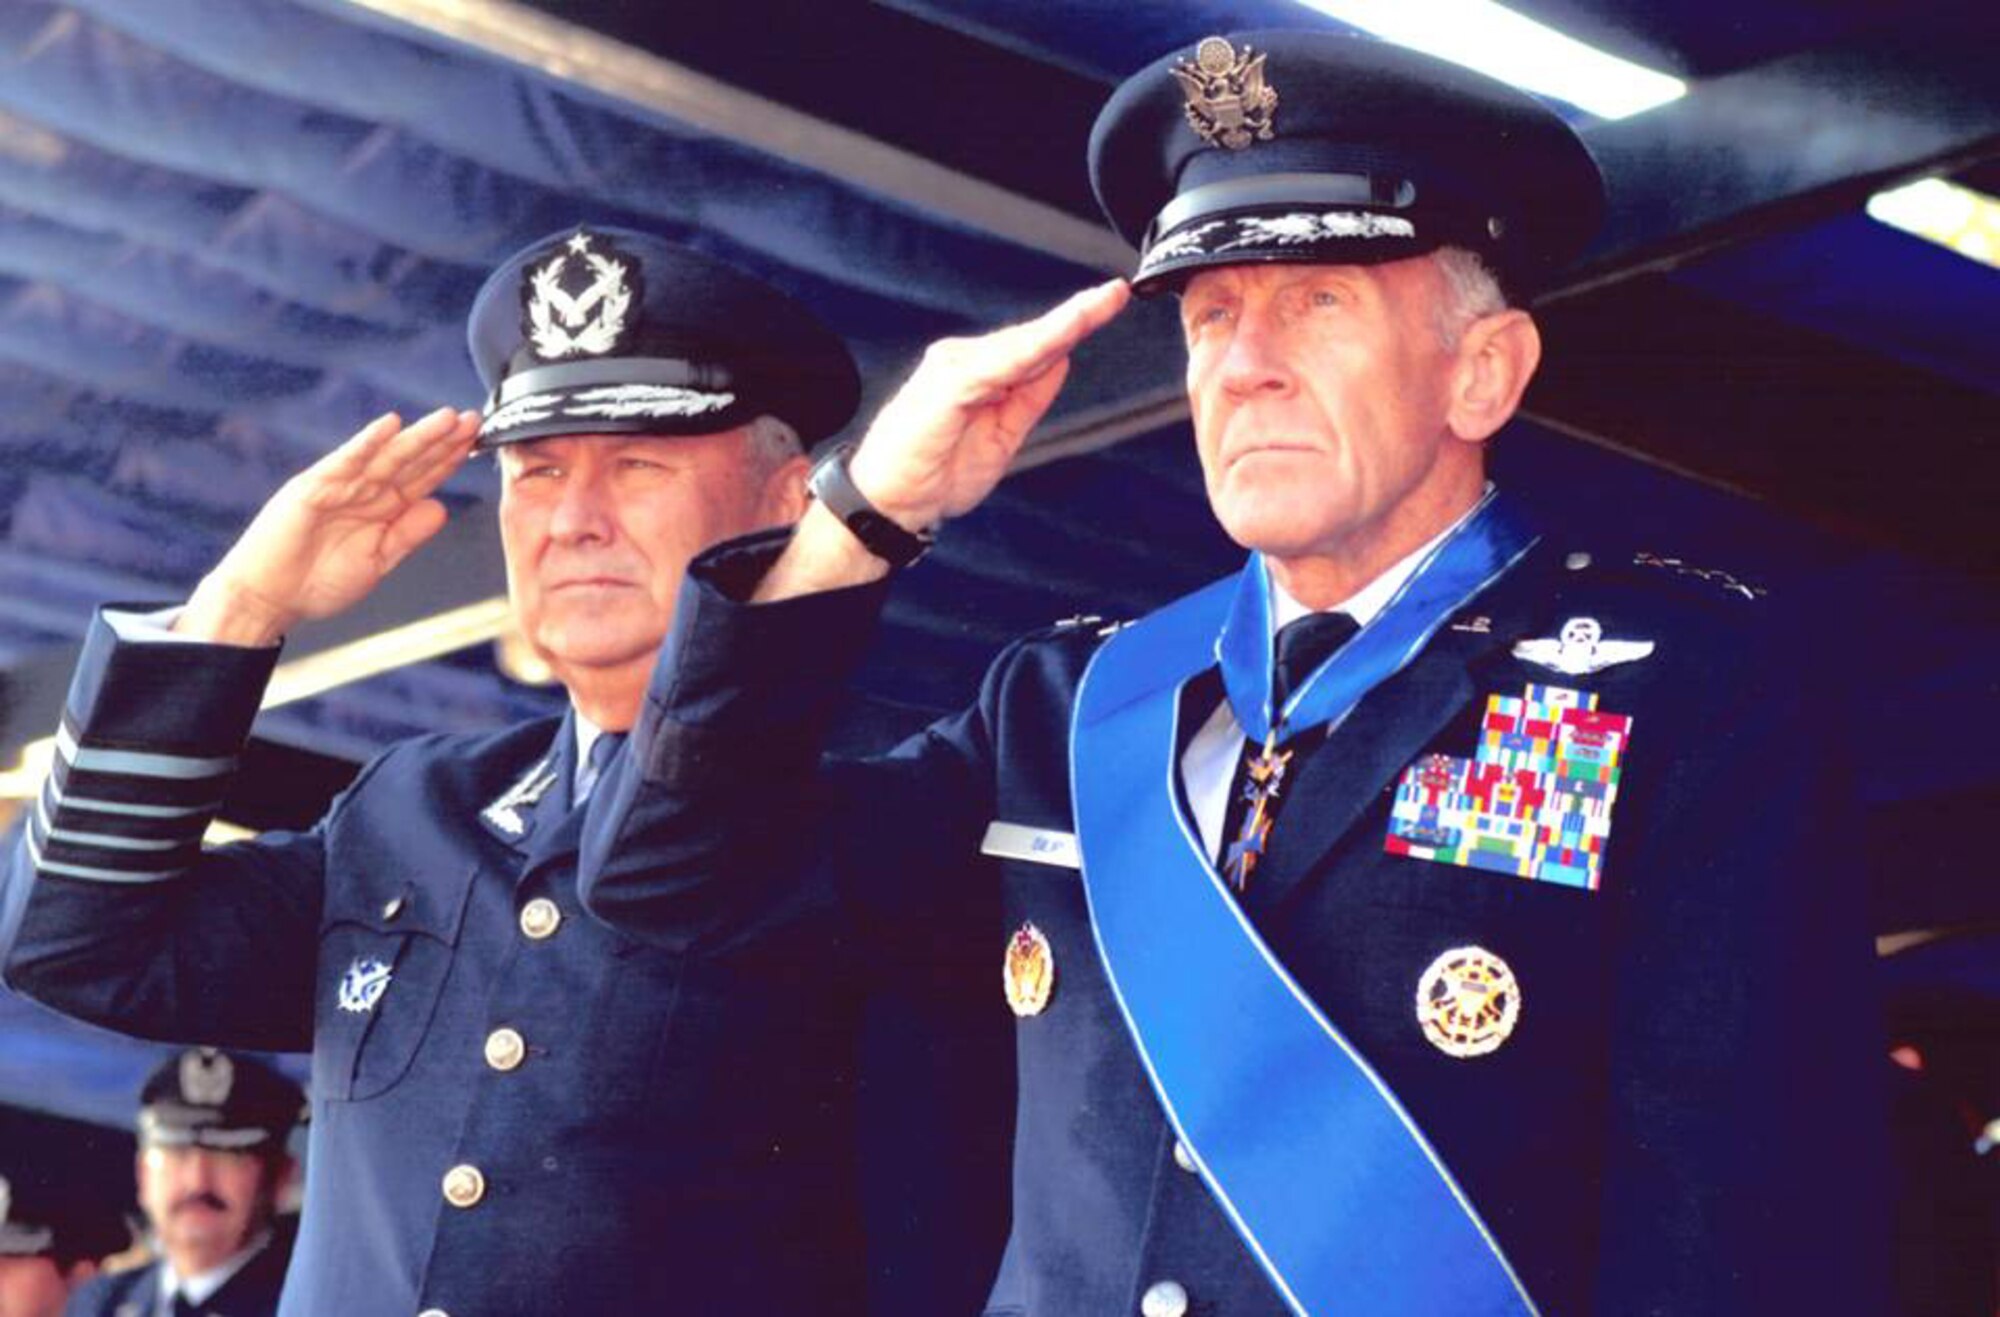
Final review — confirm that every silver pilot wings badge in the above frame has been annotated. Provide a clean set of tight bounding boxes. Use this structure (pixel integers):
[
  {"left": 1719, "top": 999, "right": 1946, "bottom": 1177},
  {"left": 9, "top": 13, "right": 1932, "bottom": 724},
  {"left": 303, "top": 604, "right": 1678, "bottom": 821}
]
[{"left": 1512, "top": 617, "right": 1655, "bottom": 676}]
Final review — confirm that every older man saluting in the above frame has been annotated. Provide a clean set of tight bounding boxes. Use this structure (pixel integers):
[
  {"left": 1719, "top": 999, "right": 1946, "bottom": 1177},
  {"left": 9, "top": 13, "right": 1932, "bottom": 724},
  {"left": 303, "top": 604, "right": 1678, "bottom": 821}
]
[
  {"left": 1, "top": 227, "right": 874, "bottom": 1315},
  {"left": 581, "top": 32, "right": 1892, "bottom": 1317}
]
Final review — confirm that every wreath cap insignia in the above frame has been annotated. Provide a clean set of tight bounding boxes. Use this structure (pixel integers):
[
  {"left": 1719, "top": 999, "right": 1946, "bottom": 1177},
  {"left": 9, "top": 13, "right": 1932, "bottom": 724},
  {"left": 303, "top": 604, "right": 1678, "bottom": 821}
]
[
  {"left": 521, "top": 229, "right": 639, "bottom": 361},
  {"left": 1171, "top": 36, "right": 1278, "bottom": 151},
  {"left": 180, "top": 1048, "right": 235, "bottom": 1107}
]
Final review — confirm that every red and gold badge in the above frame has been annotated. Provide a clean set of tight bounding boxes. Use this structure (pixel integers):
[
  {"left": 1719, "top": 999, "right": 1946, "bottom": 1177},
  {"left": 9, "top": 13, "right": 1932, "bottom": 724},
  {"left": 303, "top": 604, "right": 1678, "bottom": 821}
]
[{"left": 1003, "top": 922, "right": 1056, "bottom": 1018}]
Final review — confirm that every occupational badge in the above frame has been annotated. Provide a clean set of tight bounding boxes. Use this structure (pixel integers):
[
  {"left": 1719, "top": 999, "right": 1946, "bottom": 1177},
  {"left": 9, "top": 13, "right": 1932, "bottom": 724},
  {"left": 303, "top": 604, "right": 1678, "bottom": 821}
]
[
  {"left": 1003, "top": 922, "right": 1056, "bottom": 1017},
  {"left": 1512, "top": 616, "right": 1655, "bottom": 675},
  {"left": 180, "top": 1048, "right": 234, "bottom": 1106},
  {"left": 336, "top": 957, "right": 394, "bottom": 1014},
  {"left": 521, "top": 229, "right": 637, "bottom": 361},
  {"left": 1415, "top": 946, "right": 1520, "bottom": 1058},
  {"left": 1385, "top": 684, "right": 1634, "bottom": 890},
  {"left": 1172, "top": 36, "right": 1278, "bottom": 150}
]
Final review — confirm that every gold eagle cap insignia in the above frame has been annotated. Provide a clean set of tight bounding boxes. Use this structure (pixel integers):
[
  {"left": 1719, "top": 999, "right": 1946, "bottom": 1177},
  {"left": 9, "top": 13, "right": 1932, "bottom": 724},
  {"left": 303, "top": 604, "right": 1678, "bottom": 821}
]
[{"left": 1172, "top": 36, "right": 1278, "bottom": 151}]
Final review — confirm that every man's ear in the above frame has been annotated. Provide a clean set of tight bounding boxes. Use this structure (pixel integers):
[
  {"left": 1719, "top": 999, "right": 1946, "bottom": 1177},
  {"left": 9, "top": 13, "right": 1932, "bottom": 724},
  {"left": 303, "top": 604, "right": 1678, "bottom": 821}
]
[
  {"left": 760, "top": 453, "right": 813, "bottom": 527},
  {"left": 1446, "top": 309, "right": 1542, "bottom": 444}
]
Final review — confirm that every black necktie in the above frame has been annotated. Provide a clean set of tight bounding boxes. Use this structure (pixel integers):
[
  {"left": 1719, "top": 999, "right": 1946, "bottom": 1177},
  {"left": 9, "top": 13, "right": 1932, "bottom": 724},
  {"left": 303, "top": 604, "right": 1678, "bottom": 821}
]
[
  {"left": 1220, "top": 612, "right": 1359, "bottom": 889},
  {"left": 169, "top": 1292, "right": 200, "bottom": 1317}
]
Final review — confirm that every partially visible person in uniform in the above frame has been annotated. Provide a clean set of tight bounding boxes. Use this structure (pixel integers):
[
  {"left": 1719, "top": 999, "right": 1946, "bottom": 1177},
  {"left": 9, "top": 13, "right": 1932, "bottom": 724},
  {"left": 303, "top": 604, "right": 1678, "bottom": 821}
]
[
  {"left": 0, "top": 1108, "right": 130, "bottom": 1317},
  {"left": 578, "top": 32, "right": 1893, "bottom": 1316},
  {"left": 66, "top": 1048, "right": 301, "bottom": 1317},
  {"left": 0, "top": 228, "right": 882, "bottom": 1314}
]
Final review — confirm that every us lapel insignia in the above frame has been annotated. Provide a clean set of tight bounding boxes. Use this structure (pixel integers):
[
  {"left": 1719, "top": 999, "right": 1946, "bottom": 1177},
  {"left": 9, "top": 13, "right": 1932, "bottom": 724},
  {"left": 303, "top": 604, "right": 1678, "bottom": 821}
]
[
  {"left": 1385, "top": 684, "right": 1633, "bottom": 891},
  {"left": 1003, "top": 922, "right": 1056, "bottom": 1018},
  {"left": 482, "top": 756, "right": 558, "bottom": 837},
  {"left": 1172, "top": 36, "right": 1278, "bottom": 150},
  {"left": 1416, "top": 946, "right": 1521, "bottom": 1058},
  {"left": 1512, "top": 616, "right": 1654, "bottom": 675},
  {"left": 337, "top": 957, "right": 394, "bottom": 1014}
]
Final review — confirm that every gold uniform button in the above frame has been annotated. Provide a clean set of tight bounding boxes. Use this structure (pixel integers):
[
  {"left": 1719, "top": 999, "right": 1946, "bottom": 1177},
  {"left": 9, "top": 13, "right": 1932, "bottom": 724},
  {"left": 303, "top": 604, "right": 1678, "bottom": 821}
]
[
  {"left": 381, "top": 896, "right": 405, "bottom": 921},
  {"left": 1171, "top": 1139, "right": 1198, "bottom": 1173},
  {"left": 418, "top": 1310, "right": 450, "bottom": 1317},
  {"left": 519, "top": 898, "right": 562, "bottom": 940},
  {"left": 441, "top": 1164, "right": 486, "bottom": 1209},
  {"left": 484, "top": 1027, "right": 526, "bottom": 1072},
  {"left": 1140, "top": 1279, "right": 1189, "bottom": 1317}
]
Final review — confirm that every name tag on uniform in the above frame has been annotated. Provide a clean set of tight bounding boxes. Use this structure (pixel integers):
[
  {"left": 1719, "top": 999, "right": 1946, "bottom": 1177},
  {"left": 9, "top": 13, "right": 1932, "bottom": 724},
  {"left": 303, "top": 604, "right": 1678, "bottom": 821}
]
[{"left": 980, "top": 821, "right": 1081, "bottom": 870}]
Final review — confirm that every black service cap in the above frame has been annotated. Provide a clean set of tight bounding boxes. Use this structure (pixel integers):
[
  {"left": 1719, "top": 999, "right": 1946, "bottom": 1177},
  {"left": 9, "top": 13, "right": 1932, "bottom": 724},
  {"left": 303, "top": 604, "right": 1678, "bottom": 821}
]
[
  {"left": 468, "top": 226, "right": 860, "bottom": 449},
  {"left": 0, "top": 1107, "right": 134, "bottom": 1264},
  {"left": 1089, "top": 32, "right": 1604, "bottom": 299},
  {"left": 136, "top": 1049, "right": 303, "bottom": 1153}
]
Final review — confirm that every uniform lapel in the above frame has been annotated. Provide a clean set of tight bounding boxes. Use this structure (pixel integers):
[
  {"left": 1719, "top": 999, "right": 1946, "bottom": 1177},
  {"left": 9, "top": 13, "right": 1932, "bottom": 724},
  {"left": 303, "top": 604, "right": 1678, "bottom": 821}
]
[
  {"left": 477, "top": 712, "right": 575, "bottom": 855},
  {"left": 522, "top": 711, "right": 591, "bottom": 875}
]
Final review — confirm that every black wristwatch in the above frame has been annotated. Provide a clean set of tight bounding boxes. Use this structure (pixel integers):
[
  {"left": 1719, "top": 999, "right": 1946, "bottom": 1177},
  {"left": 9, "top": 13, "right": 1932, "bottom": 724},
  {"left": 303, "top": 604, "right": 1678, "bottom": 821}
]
[{"left": 807, "top": 444, "right": 936, "bottom": 568}]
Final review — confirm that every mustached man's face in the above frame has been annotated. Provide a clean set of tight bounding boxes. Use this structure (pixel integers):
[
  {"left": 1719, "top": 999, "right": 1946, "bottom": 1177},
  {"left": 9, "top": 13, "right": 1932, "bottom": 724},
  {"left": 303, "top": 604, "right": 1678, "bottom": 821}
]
[{"left": 138, "top": 1145, "right": 283, "bottom": 1276}]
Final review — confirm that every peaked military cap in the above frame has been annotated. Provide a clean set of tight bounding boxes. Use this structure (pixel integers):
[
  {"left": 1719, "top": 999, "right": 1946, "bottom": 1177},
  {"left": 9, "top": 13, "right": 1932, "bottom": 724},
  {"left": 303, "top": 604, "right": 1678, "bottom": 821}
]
[
  {"left": 468, "top": 226, "right": 860, "bottom": 449},
  {"left": 0, "top": 1108, "right": 133, "bottom": 1263},
  {"left": 136, "top": 1049, "right": 303, "bottom": 1152},
  {"left": 1089, "top": 31, "right": 1605, "bottom": 299}
]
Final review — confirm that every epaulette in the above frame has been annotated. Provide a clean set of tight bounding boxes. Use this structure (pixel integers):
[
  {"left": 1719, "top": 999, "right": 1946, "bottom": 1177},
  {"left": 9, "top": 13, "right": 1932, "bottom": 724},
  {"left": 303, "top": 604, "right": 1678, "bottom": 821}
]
[
  {"left": 1051, "top": 613, "right": 1132, "bottom": 639},
  {"left": 1556, "top": 547, "right": 1770, "bottom": 603},
  {"left": 1629, "top": 550, "right": 1769, "bottom": 602}
]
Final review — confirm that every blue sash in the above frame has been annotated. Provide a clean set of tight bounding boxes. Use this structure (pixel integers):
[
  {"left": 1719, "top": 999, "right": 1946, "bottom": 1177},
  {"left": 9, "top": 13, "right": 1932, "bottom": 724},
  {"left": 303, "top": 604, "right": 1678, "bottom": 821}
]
[{"left": 1069, "top": 493, "right": 1539, "bottom": 1316}]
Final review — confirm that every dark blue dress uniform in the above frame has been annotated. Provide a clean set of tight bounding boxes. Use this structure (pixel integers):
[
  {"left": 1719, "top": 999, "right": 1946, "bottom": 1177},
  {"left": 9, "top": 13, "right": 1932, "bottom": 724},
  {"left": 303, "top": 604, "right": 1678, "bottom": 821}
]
[
  {"left": 584, "top": 527, "right": 1893, "bottom": 1316},
  {"left": 577, "top": 32, "right": 1892, "bottom": 1316},
  {"left": 65, "top": 1048, "right": 304, "bottom": 1317},
  {"left": 64, "top": 1239, "right": 291, "bottom": 1317},
  {"left": 0, "top": 228, "right": 877, "bottom": 1316}
]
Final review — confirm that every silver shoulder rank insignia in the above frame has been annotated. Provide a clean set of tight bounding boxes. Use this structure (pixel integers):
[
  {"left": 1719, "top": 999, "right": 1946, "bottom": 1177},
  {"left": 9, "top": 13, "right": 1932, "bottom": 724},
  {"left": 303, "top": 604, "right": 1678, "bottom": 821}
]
[
  {"left": 337, "top": 957, "right": 394, "bottom": 1014},
  {"left": 523, "top": 229, "right": 635, "bottom": 361},
  {"left": 180, "top": 1048, "right": 234, "bottom": 1106},
  {"left": 1003, "top": 922, "right": 1056, "bottom": 1017},
  {"left": 1512, "top": 617, "right": 1654, "bottom": 675},
  {"left": 1172, "top": 36, "right": 1278, "bottom": 150},
  {"left": 482, "top": 757, "right": 558, "bottom": 837},
  {"left": 1416, "top": 946, "right": 1520, "bottom": 1058}
]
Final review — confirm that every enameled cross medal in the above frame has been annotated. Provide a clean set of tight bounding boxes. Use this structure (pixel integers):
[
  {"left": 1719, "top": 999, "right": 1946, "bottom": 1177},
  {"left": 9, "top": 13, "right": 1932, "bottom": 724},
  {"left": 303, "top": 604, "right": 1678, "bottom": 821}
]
[{"left": 1223, "top": 729, "right": 1294, "bottom": 890}]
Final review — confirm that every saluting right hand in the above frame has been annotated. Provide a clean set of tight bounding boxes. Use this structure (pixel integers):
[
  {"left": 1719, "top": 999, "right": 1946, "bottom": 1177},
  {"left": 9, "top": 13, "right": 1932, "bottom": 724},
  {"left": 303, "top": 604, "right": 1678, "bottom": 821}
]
[
  {"left": 177, "top": 407, "right": 482, "bottom": 646},
  {"left": 847, "top": 279, "right": 1131, "bottom": 530}
]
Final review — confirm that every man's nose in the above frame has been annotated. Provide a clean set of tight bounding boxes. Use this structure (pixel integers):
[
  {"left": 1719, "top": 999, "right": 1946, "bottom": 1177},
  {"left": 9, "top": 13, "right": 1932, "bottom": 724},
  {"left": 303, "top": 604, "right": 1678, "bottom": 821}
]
[
  {"left": 548, "top": 466, "right": 615, "bottom": 544},
  {"left": 185, "top": 1150, "right": 221, "bottom": 1191},
  {"left": 1217, "top": 307, "right": 1293, "bottom": 398}
]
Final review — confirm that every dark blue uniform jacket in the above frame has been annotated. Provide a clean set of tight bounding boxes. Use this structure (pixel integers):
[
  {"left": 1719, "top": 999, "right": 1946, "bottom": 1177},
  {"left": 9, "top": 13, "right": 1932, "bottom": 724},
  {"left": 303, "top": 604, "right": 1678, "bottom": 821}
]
[
  {"left": 579, "top": 526, "right": 1894, "bottom": 1317},
  {"left": 65, "top": 1235, "right": 290, "bottom": 1317},
  {"left": 3, "top": 612, "right": 875, "bottom": 1317}
]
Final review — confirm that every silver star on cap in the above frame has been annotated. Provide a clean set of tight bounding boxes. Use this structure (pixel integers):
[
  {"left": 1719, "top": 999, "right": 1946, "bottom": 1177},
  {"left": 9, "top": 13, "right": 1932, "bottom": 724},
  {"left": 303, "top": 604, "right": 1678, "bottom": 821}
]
[{"left": 1512, "top": 617, "right": 1655, "bottom": 675}]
